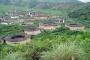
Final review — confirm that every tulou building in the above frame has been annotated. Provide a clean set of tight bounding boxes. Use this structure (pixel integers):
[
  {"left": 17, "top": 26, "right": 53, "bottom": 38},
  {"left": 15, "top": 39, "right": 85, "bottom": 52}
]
[
  {"left": 39, "top": 21, "right": 61, "bottom": 30},
  {"left": 24, "top": 20, "right": 34, "bottom": 25},
  {"left": 24, "top": 27, "right": 41, "bottom": 35},
  {"left": 65, "top": 22, "right": 84, "bottom": 31},
  {"left": 4, "top": 34, "right": 31, "bottom": 46}
]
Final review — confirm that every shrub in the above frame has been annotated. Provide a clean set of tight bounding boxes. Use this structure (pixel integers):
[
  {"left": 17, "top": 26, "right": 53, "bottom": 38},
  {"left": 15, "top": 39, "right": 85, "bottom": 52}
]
[
  {"left": 41, "top": 42, "right": 87, "bottom": 60},
  {"left": 3, "top": 52, "right": 21, "bottom": 60}
]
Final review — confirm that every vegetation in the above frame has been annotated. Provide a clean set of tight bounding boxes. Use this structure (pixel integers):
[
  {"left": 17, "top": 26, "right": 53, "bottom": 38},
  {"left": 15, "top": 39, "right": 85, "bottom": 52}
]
[
  {"left": 0, "top": 0, "right": 80, "bottom": 8},
  {"left": 0, "top": 0, "right": 90, "bottom": 60},
  {"left": 41, "top": 42, "right": 86, "bottom": 60},
  {"left": 0, "top": 26, "right": 90, "bottom": 60},
  {"left": 0, "top": 24, "right": 24, "bottom": 36}
]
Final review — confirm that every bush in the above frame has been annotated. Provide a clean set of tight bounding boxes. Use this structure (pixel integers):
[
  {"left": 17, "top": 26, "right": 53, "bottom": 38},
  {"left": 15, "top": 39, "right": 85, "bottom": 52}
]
[{"left": 41, "top": 42, "right": 87, "bottom": 60}]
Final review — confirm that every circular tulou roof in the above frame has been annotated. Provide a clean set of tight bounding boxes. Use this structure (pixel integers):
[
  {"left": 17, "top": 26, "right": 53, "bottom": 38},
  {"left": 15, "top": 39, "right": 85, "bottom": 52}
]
[
  {"left": 67, "top": 22, "right": 83, "bottom": 27},
  {"left": 24, "top": 27, "right": 40, "bottom": 31},
  {"left": 4, "top": 34, "right": 30, "bottom": 42},
  {"left": 39, "top": 21, "right": 60, "bottom": 26}
]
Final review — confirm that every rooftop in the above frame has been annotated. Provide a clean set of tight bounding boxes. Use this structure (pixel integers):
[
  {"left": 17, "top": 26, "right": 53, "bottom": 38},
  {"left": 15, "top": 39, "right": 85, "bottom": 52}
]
[
  {"left": 39, "top": 21, "right": 60, "bottom": 26},
  {"left": 66, "top": 22, "right": 83, "bottom": 27},
  {"left": 24, "top": 27, "right": 40, "bottom": 31}
]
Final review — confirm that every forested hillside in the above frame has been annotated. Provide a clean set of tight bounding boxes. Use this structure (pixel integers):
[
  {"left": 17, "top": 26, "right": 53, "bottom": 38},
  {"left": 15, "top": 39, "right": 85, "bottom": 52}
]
[
  {"left": 68, "top": 2, "right": 90, "bottom": 19},
  {"left": 0, "top": 0, "right": 80, "bottom": 8}
]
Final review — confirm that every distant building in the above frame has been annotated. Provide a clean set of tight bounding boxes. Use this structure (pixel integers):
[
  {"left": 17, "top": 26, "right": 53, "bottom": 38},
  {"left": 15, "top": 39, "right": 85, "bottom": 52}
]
[
  {"left": 4, "top": 34, "right": 31, "bottom": 46},
  {"left": 29, "top": 11, "right": 43, "bottom": 17},
  {"left": 34, "top": 15, "right": 48, "bottom": 20},
  {"left": 1, "top": 21, "right": 12, "bottom": 25},
  {"left": 65, "top": 22, "right": 84, "bottom": 31},
  {"left": 58, "top": 17, "right": 66, "bottom": 23},
  {"left": 48, "top": 15, "right": 58, "bottom": 19},
  {"left": 24, "top": 20, "right": 34, "bottom": 25},
  {"left": 18, "top": 18, "right": 36, "bottom": 22},
  {"left": 39, "top": 21, "right": 61, "bottom": 30},
  {"left": 24, "top": 27, "right": 41, "bottom": 35},
  {"left": 11, "top": 15, "right": 19, "bottom": 19},
  {"left": 9, "top": 10, "right": 25, "bottom": 18},
  {"left": 0, "top": 18, "right": 13, "bottom": 25},
  {"left": 17, "top": 10, "right": 25, "bottom": 17}
]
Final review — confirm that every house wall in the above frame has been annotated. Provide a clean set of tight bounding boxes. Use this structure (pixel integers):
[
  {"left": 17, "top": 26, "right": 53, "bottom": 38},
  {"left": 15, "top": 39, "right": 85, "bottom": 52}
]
[
  {"left": 59, "top": 19, "right": 65, "bottom": 23},
  {"left": 34, "top": 17, "right": 48, "bottom": 20},
  {"left": 25, "top": 30, "right": 41, "bottom": 35},
  {"left": 39, "top": 25, "right": 61, "bottom": 30},
  {"left": 6, "top": 39, "right": 31, "bottom": 46},
  {"left": 66, "top": 25, "right": 84, "bottom": 31},
  {"left": 24, "top": 22, "right": 34, "bottom": 25}
]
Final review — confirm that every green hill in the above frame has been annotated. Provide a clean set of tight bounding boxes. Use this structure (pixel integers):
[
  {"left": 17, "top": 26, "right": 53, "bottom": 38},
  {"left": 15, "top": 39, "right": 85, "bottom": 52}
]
[
  {"left": 0, "top": 0, "right": 81, "bottom": 8},
  {"left": 68, "top": 2, "right": 90, "bottom": 20}
]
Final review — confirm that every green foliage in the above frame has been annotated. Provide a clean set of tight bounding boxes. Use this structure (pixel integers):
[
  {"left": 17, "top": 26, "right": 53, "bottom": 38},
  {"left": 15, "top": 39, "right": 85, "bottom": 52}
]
[
  {"left": 68, "top": 2, "right": 90, "bottom": 20},
  {"left": 81, "top": 32, "right": 90, "bottom": 39},
  {"left": 3, "top": 52, "right": 21, "bottom": 60},
  {"left": 0, "top": 24, "right": 24, "bottom": 36},
  {"left": 41, "top": 42, "right": 87, "bottom": 60}
]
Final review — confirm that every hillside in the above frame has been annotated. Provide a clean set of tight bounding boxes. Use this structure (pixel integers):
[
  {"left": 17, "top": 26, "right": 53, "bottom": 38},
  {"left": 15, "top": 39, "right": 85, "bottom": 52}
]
[
  {"left": 37, "top": 0, "right": 80, "bottom": 3},
  {"left": 68, "top": 2, "right": 90, "bottom": 19},
  {"left": 0, "top": 0, "right": 81, "bottom": 8}
]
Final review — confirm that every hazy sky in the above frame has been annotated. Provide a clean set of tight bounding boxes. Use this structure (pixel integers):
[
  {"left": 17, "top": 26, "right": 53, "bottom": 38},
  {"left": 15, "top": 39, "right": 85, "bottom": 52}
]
[{"left": 79, "top": 0, "right": 90, "bottom": 2}]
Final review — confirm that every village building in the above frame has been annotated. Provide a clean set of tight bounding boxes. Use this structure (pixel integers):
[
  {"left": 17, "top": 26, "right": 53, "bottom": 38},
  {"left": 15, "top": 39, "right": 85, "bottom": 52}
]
[
  {"left": 9, "top": 10, "right": 25, "bottom": 19},
  {"left": 24, "top": 20, "right": 34, "bottom": 25},
  {"left": 17, "top": 10, "right": 26, "bottom": 17},
  {"left": 26, "top": 11, "right": 31, "bottom": 15},
  {"left": 1, "top": 21, "right": 12, "bottom": 25},
  {"left": 24, "top": 27, "right": 41, "bottom": 35},
  {"left": 4, "top": 34, "right": 31, "bottom": 46},
  {"left": 34, "top": 15, "right": 49, "bottom": 20},
  {"left": 39, "top": 21, "right": 61, "bottom": 30},
  {"left": 57, "top": 17, "right": 66, "bottom": 23},
  {"left": 0, "top": 36, "right": 4, "bottom": 44},
  {"left": 18, "top": 17, "right": 36, "bottom": 23},
  {"left": 65, "top": 22, "right": 84, "bottom": 31},
  {"left": 11, "top": 15, "right": 19, "bottom": 19},
  {"left": 10, "top": 11, "right": 19, "bottom": 19},
  {"left": 0, "top": 18, "right": 13, "bottom": 25},
  {"left": 18, "top": 18, "right": 26, "bottom": 22},
  {"left": 48, "top": 15, "right": 59, "bottom": 19},
  {"left": 29, "top": 11, "right": 43, "bottom": 17}
]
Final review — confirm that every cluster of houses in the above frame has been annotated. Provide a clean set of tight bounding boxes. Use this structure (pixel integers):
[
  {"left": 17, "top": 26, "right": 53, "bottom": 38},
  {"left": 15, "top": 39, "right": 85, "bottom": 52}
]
[
  {"left": 0, "top": 10, "right": 66, "bottom": 25},
  {"left": 0, "top": 10, "right": 85, "bottom": 46}
]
